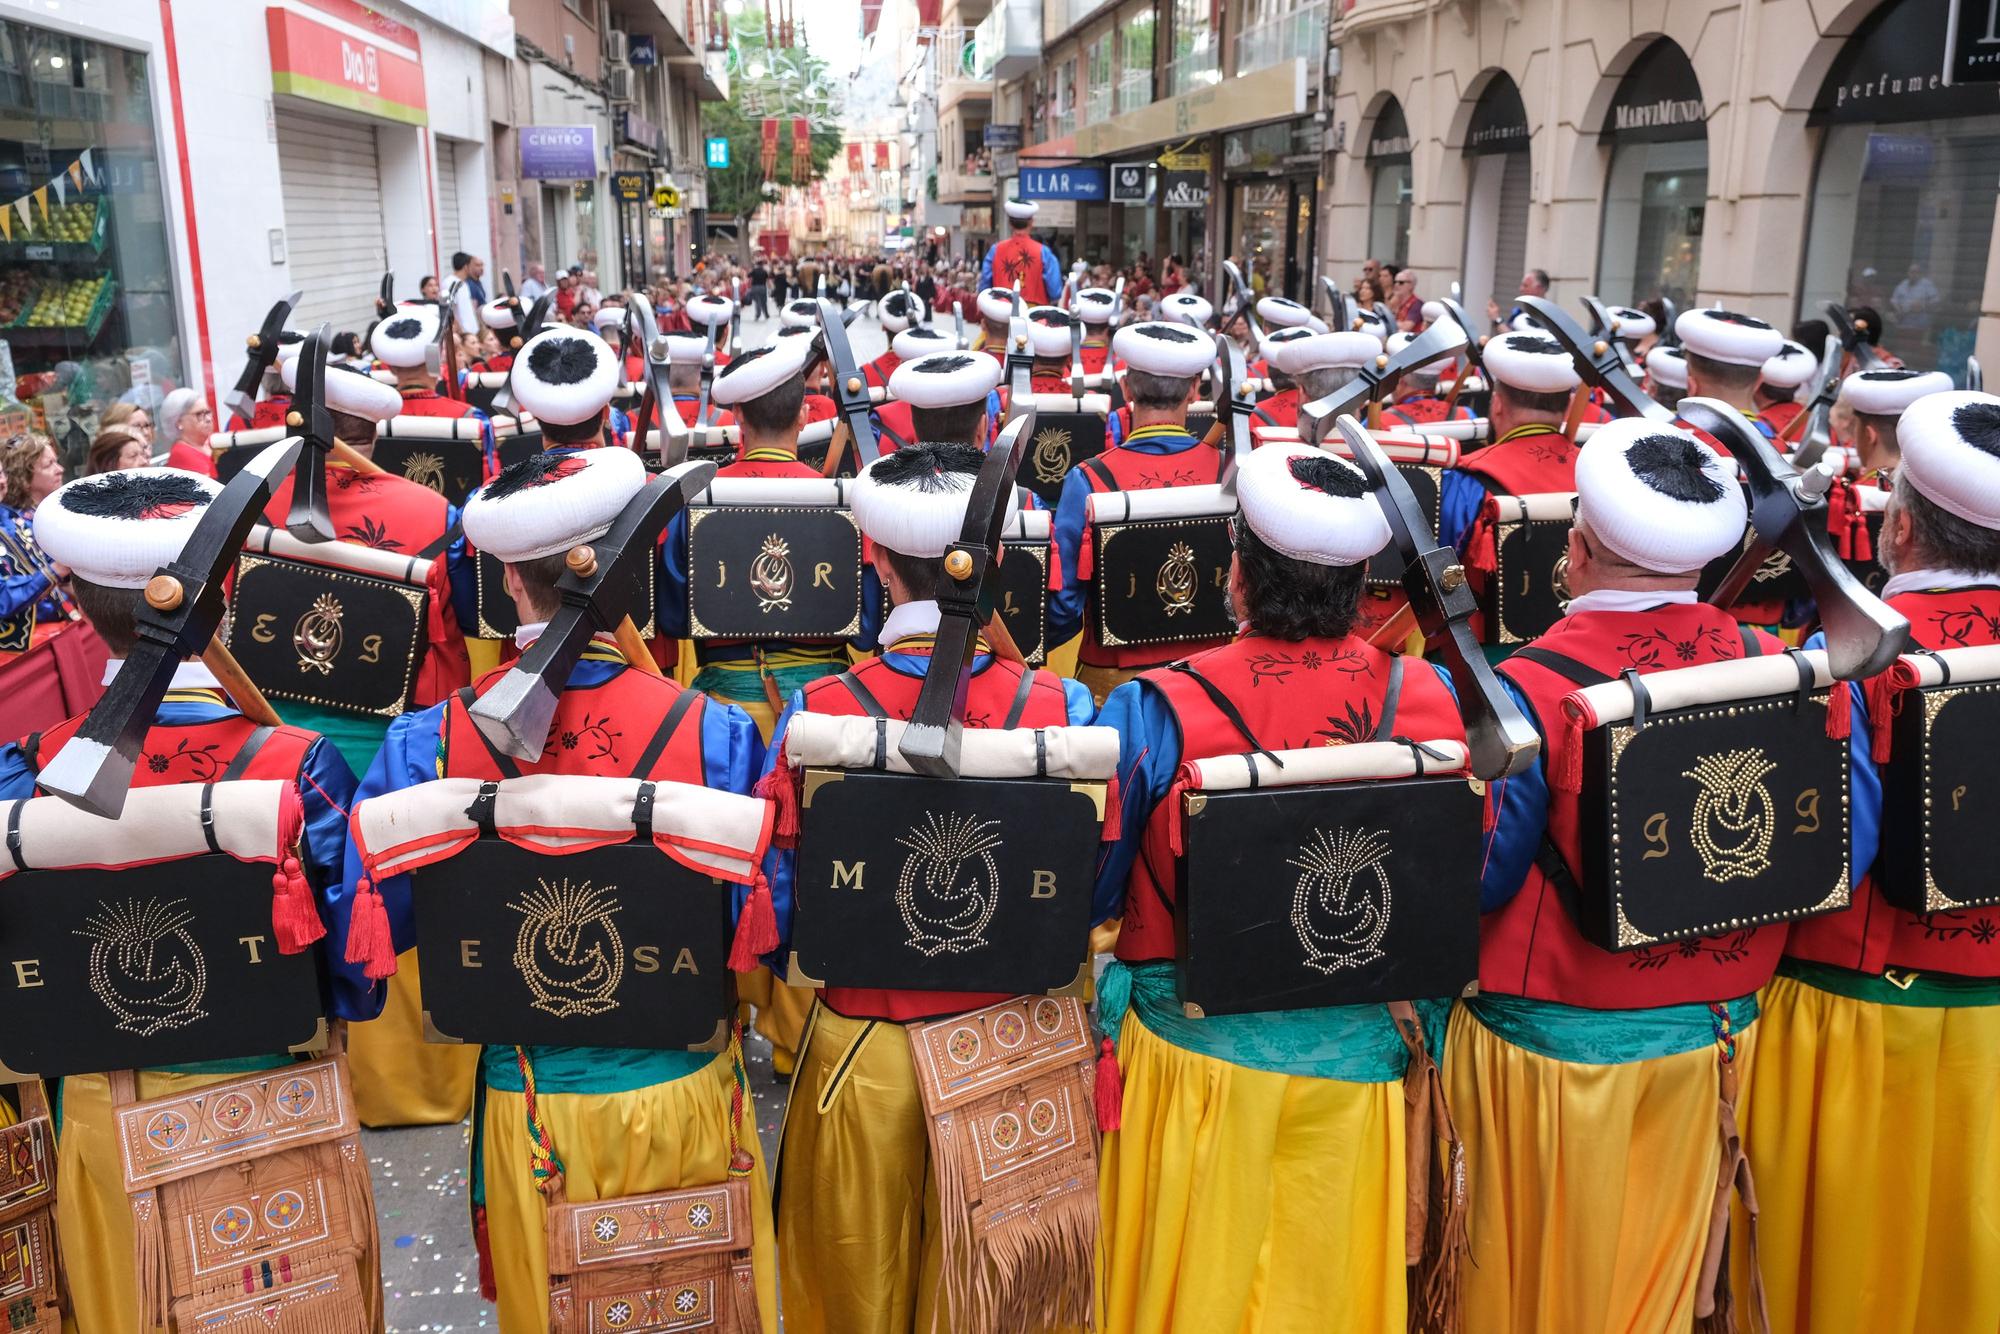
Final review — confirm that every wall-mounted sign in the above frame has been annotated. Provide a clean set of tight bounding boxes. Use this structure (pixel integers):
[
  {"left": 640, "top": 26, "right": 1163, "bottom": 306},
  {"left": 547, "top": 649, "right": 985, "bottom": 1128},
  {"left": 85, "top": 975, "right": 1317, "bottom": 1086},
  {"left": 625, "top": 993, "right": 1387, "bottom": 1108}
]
[
  {"left": 1160, "top": 169, "right": 1209, "bottom": 209},
  {"left": 1020, "top": 165, "right": 1106, "bottom": 200},
  {"left": 628, "top": 33, "right": 658, "bottom": 66},
  {"left": 984, "top": 124, "right": 1024, "bottom": 148},
  {"left": 1365, "top": 98, "right": 1412, "bottom": 161},
  {"left": 706, "top": 136, "right": 732, "bottom": 169},
  {"left": 1465, "top": 73, "right": 1530, "bottom": 154},
  {"left": 1157, "top": 137, "right": 1210, "bottom": 172},
  {"left": 520, "top": 125, "right": 598, "bottom": 180},
  {"left": 1109, "top": 161, "right": 1150, "bottom": 203},
  {"left": 612, "top": 171, "right": 648, "bottom": 201},
  {"left": 265, "top": 1, "right": 428, "bottom": 126},
  {"left": 618, "top": 109, "right": 663, "bottom": 154},
  {"left": 1602, "top": 39, "right": 1707, "bottom": 142},
  {"left": 1818, "top": 0, "right": 2000, "bottom": 120}
]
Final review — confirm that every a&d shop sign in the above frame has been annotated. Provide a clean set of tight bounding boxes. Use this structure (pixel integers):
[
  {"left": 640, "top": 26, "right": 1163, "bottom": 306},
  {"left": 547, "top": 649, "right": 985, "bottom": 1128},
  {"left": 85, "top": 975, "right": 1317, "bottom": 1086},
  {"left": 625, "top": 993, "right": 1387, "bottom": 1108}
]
[{"left": 1020, "top": 165, "right": 1106, "bottom": 201}]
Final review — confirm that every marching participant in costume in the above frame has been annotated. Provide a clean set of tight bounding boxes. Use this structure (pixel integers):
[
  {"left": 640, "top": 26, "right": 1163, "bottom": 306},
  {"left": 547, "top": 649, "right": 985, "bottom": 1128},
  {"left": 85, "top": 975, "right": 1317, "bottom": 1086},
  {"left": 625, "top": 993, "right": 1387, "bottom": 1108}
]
[
  {"left": 1074, "top": 286, "right": 1120, "bottom": 372},
  {"left": 239, "top": 331, "right": 307, "bottom": 430},
  {"left": 337, "top": 447, "right": 775, "bottom": 1334},
  {"left": 1024, "top": 305, "right": 1086, "bottom": 394},
  {"left": 1755, "top": 339, "right": 1815, "bottom": 441},
  {"left": 981, "top": 197, "right": 1061, "bottom": 304},
  {"left": 508, "top": 326, "right": 624, "bottom": 451},
  {"left": 1246, "top": 326, "right": 1315, "bottom": 430},
  {"left": 1739, "top": 390, "right": 2000, "bottom": 1334},
  {"left": 763, "top": 433, "right": 1095, "bottom": 1334},
  {"left": 1459, "top": 420, "right": 1784, "bottom": 1333},
  {"left": 1159, "top": 292, "right": 1212, "bottom": 330},
  {"left": 871, "top": 326, "right": 954, "bottom": 451},
  {"left": 972, "top": 286, "right": 1016, "bottom": 358},
  {"left": 1836, "top": 368, "right": 1955, "bottom": 480},
  {"left": 686, "top": 292, "right": 736, "bottom": 364},
  {"left": 1051, "top": 319, "right": 1228, "bottom": 702},
  {"left": 0, "top": 465, "right": 367, "bottom": 1334},
  {"left": 666, "top": 332, "right": 737, "bottom": 429},
  {"left": 475, "top": 296, "right": 523, "bottom": 373},
  {"left": 866, "top": 290, "right": 928, "bottom": 388},
  {"left": 1646, "top": 343, "right": 1690, "bottom": 411},
  {"left": 779, "top": 297, "right": 822, "bottom": 330},
  {"left": 1437, "top": 329, "right": 1586, "bottom": 562},
  {"left": 374, "top": 304, "right": 478, "bottom": 419},
  {"left": 1379, "top": 330, "right": 1474, "bottom": 429},
  {"left": 1675, "top": 308, "right": 1785, "bottom": 442},
  {"left": 1094, "top": 442, "right": 1470, "bottom": 1332}
]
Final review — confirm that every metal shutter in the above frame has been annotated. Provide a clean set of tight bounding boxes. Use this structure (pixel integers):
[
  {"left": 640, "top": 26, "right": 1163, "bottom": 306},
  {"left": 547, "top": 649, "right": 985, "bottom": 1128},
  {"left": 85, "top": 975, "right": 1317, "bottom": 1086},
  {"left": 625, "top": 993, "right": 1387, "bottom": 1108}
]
[
  {"left": 276, "top": 109, "right": 387, "bottom": 333},
  {"left": 1492, "top": 150, "right": 1530, "bottom": 310},
  {"left": 435, "top": 139, "right": 462, "bottom": 262}
]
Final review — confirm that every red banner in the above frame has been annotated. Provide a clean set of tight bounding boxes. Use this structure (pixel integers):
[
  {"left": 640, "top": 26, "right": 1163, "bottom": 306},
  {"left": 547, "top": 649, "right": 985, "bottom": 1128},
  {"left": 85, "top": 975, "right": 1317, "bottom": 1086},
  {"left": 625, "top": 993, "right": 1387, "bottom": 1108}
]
[
  {"left": 760, "top": 117, "right": 779, "bottom": 177},
  {"left": 792, "top": 115, "right": 811, "bottom": 181},
  {"left": 874, "top": 141, "right": 890, "bottom": 169},
  {"left": 847, "top": 142, "right": 863, "bottom": 173}
]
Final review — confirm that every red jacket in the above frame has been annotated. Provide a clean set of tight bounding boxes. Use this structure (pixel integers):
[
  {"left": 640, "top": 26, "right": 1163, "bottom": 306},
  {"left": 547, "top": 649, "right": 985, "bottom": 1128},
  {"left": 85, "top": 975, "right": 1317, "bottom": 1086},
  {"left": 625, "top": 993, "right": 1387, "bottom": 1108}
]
[
  {"left": 395, "top": 387, "right": 475, "bottom": 419},
  {"left": 988, "top": 234, "right": 1053, "bottom": 304}
]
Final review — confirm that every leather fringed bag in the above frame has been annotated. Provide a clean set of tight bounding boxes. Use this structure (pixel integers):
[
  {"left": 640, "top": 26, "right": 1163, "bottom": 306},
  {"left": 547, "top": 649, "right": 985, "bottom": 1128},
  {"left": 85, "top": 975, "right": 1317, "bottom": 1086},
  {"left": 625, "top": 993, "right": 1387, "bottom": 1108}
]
[
  {"left": 521, "top": 1042, "right": 761, "bottom": 1334},
  {"left": 113, "top": 1031, "right": 377, "bottom": 1333},
  {"left": 909, "top": 995, "right": 1099, "bottom": 1334},
  {"left": 0, "top": 1082, "right": 63, "bottom": 1333}
]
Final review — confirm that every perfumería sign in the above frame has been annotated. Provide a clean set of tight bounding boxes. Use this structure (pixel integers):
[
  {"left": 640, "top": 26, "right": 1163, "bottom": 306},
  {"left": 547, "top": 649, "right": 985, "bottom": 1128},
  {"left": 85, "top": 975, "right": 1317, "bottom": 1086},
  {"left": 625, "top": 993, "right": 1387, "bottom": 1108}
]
[
  {"left": 266, "top": 1, "right": 428, "bottom": 126},
  {"left": 520, "top": 125, "right": 599, "bottom": 180}
]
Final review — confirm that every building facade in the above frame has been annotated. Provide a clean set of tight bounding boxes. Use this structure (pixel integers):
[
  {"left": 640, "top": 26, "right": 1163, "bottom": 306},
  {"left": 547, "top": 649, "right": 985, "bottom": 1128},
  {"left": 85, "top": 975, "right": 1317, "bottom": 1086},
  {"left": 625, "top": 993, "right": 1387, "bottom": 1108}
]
[{"left": 1327, "top": 0, "right": 1999, "bottom": 380}]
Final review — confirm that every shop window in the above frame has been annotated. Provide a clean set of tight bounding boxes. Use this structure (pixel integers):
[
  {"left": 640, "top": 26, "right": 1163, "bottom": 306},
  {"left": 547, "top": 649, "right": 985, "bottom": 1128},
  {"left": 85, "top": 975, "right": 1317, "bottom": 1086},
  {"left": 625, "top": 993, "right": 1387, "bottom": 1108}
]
[
  {"left": 1596, "top": 139, "right": 1705, "bottom": 311},
  {"left": 1803, "top": 118, "right": 2000, "bottom": 381},
  {"left": 0, "top": 18, "right": 184, "bottom": 454},
  {"left": 1367, "top": 162, "right": 1412, "bottom": 269},
  {"left": 1117, "top": 5, "right": 1154, "bottom": 114}
]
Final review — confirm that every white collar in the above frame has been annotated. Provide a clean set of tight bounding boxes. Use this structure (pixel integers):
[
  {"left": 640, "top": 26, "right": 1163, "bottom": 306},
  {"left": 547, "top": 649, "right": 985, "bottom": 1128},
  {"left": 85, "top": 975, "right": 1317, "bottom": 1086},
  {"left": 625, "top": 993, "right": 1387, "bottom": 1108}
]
[
  {"left": 513, "top": 620, "right": 548, "bottom": 650},
  {"left": 102, "top": 658, "right": 221, "bottom": 690},
  {"left": 1565, "top": 587, "right": 1698, "bottom": 616},
  {"left": 1882, "top": 567, "right": 1997, "bottom": 599},
  {"left": 880, "top": 599, "right": 942, "bottom": 647}
]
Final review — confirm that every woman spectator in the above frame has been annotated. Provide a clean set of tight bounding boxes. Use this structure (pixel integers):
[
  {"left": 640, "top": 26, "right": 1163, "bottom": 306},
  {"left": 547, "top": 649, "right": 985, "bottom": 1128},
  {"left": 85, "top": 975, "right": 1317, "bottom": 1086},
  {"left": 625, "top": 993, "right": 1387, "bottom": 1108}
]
[
  {"left": 100, "top": 402, "right": 153, "bottom": 452},
  {"left": 3, "top": 433, "right": 66, "bottom": 511},
  {"left": 1354, "top": 275, "right": 1383, "bottom": 310},
  {"left": 0, "top": 434, "right": 68, "bottom": 636},
  {"left": 419, "top": 275, "right": 441, "bottom": 300},
  {"left": 158, "top": 387, "right": 217, "bottom": 474},
  {"left": 86, "top": 429, "right": 149, "bottom": 476}
]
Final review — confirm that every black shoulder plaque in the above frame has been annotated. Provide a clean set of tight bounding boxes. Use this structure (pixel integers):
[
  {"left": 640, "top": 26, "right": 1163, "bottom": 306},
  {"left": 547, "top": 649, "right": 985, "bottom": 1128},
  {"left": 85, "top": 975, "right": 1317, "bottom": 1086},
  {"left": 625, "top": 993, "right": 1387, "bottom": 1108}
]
[
  {"left": 0, "top": 857, "right": 326, "bottom": 1080},
  {"left": 685, "top": 506, "right": 863, "bottom": 639},
  {"left": 1879, "top": 671, "right": 2000, "bottom": 916},
  {"left": 371, "top": 438, "right": 486, "bottom": 508},
  {"left": 1576, "top": 685, "right": 1849, "bottom": 950},
  {"left": 996, "top": 540, "right": 1050, "bottom": 666},
  {"left": 1020, "top": 412, "right": 1107, "bottom": 507},
  {"left": 477, "top": 546, "right": 659, "bottom": 642},
  {"left": 1092, "top": 514, "right": 1234, "bottom": 649},
  {"left": 1483, "top": 494, "right": 1575, "bottom": 645},
  {"left": 789, "top": 769, "right": 1101, "bottom": 994},
  {"left": 410, "top": 838, "right": 734, "bottom": 1051},
  {"left": 1176, "top": 776, "right": 1482, "bottom": 1015},
  {"left": 227, "top": 553, "right": 428, "bottom": 717},
  {"left": 1363, "top": 465, "right": 1442, "bottom": 591}
]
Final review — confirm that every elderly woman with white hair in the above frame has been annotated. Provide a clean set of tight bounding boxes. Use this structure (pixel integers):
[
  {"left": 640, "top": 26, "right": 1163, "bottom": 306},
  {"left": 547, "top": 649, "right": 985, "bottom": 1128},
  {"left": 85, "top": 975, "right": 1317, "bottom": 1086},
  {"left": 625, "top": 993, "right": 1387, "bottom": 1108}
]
[{"left": 159, "top": 385, "right": 217, "bottom": 476}]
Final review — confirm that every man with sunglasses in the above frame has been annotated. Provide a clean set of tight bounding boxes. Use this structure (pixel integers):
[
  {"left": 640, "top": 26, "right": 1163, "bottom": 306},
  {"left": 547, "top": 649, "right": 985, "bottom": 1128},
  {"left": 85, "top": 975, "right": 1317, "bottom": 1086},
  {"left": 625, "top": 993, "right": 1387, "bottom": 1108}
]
[{"left": 1391, "top": 269, "right": 1424, "bottom": 332}]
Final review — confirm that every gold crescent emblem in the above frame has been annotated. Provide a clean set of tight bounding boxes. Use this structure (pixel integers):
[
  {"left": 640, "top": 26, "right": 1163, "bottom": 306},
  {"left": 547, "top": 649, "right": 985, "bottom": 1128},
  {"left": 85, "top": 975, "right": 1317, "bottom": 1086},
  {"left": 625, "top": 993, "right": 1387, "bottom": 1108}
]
[
  {"left": 293, "top": 593, "right": 344, "bottom": 675},
  {"left": 1551, "top": 553, "right": 1573, "bottom": 610},
  {"left": 1684, "top": 747, "right": 1778, "bottom": 882},
  {"left": 75, "top": 897, "right": 209, "bottom": 1036},
  {"left": 1752, "top": 550, "right": 1794, "bottom": 584},
  {"left": 1157, "top": 542, "right": 1198, "bottom": 617},
  {"left": 508, "top": 878, "right": 626, "bottom": 1018},
  {"left": 1031, "top": 426, "right": 1073, "bottom": 486},
  {"left": 1288, "top": 827, "right": 1393, "bottom": 974},
  {"left": 401, "top": 450, "right": 447, "bottom": 493},
  {"left": 751, "top": 534, "right": 794, "bottom": 612},
  {"left": 895, "top": 811, "right": 1003, "bottom": 957}
]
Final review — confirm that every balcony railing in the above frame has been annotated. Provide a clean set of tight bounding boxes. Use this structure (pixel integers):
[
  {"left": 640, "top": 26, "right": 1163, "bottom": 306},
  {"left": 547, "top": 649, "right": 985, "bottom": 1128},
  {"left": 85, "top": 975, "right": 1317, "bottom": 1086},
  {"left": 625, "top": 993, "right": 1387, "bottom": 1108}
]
[
  {"left": 1234, "top": 1, "right": 1327, "bottom": 76},
  {"left": 1084, "top": 84, "right": 1113, "bottom": 125},
  {"left": 1051, "top": 107, "right": 1077, "bottom": 138},
  {"left": 1115, "top": 66, "right": 1151, "bottom": 115},
  {"left": 972, "top": 0, "right": 1042, "bottom": 80},
  {"left": 1164, "top": 45, "right": 1221, "bottom": 96}
]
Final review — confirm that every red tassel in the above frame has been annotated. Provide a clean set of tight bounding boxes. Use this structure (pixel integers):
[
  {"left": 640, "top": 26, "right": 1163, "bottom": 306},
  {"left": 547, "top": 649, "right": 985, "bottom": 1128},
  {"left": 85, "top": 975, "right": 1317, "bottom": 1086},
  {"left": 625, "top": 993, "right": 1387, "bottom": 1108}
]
[
  {"left": 474, "top": 1205, "right": 497, "bottom": 1302},
  {"left": 1482, "top": 781, "right": 1498, "bottom": 833},
  {"left": 1100, "top": 771, "right": 1123, "bottom": 843},
  {"left": 1868, "top": 676, "right": 1898, "bottom": 764},
  {"left": 1076, "top": 526, "right": 1095, "bottom": 582},
  {"left": 1827, "top": 481, "right": 1854, "bottom": 560},
  {"left": 271, "top": 854, "right": 326, "bottom": 954},
  {"left": 754, "top": 766, "right": 800, "bottom": 847},
  {"left": 1825, "top": 677, "right": 1852, "bottom": 740},
  {"left": 344, "top": 875, "right": 399, "bottom": 980},
  {"left": 1093, "top": 1037, "right": 1123, "bottom": 1133},
  {"left": 1555, "top": 718, "right": 1584, "bottom": 793},
  {"left": 728, "top": 873, "right": 779, "bottom": 972},
  {"left": 1047, "top": 543, "right": 1064, "bottom": 592}
]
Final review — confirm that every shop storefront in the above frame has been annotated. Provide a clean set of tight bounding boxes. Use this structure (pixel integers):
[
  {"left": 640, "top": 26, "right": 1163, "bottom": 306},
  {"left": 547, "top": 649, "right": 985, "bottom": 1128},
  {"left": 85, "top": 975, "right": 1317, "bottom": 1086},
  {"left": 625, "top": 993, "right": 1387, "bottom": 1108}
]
[
  {"left": 1460, "top": 73, "right": 1531, "bottom": 318},
  {"left": 1595, "top": 38, "right": 1707, "bottom": 310},
  {"left": 522, "top": 124, "right": 604, "bottom": 276},
  {"left": 1156, "top": 139, "right": 1210, "bottom": 289},
  {"left": 1801, "top": 0, "right": 2000, "bottom": 381},
  {"left": 0, "top": 14, "right": 184, "bottom": 436},
  {"left": 1222, "top": 118, "right": 1320, "bottom": 301},
  {"left": 1365, "top": 98, "right": 1413, "bottom": 268}
]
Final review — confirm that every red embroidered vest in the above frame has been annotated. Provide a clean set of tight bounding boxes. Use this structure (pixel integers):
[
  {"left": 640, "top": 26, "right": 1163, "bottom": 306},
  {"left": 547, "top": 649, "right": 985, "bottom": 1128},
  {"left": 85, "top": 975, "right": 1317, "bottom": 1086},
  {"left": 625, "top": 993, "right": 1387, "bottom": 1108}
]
[
  {"left": 988, "top": 236, "right": 1052, "bottom": 304},
  {"left": 863, "top": 350, "right": 900, "bottom": 389},
  {"left": 794, "top": 648, "right": 1074, "bottom": 1022},
  {"left": 1116, "top": 635, "right": 1469, "bottom": 964},
  {"left": 1760, "top": 400, "right": 1803, "bottom": 441},
  {"left": 440, "top": 655, "right": 708, "bottom": 783},
  {"left": 1079, "top": 344, "right": 1111, "bottom": 374},
  {"left": 1252, "top": 387, "right": 1300, "bottom": 429},
  {"left": 1787, "top": 586, "right": 2000, "bottom": 977},
  {"left": 261, "top": 465, "right": 470, "bottom": 708},
  {"left": 29, "top": 705, "right": 317, "bottom": 793},
  {"left": 250, "top": 396, "right": 293, "bottom": 429},
  {"left": 1075, "top": 437, "right": 1228, "bottom": 668},
  {"left": 1488, "top": 604, "right": 1788, "bottom": 1007},
  {"left": 872, "top": 399, "right": 916, "bottom": 452},
  {"left": 1381, "top": 396, "right": 1470, "bottom": 427},
  {"left": 395, "top": 389, "right": 474, "bottom": 419}
]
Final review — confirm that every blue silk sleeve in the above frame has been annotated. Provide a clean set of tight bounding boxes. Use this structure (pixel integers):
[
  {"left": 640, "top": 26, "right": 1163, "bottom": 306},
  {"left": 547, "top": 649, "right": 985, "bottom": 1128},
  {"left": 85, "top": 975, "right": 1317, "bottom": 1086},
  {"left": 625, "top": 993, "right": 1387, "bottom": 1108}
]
[
  {"left": 700, "top": 699, "right": 776, "bottom": 941},
  {"left": 1042, "top": 247, "right": 1063, "bottom": 303},
  {"left": 1091, "top": 679, "right": 1180, "bottom": 927},
  {"left": 449, "top": 485, "right": 482, "bottom": 633},
  {"left": 979, "top": 250, "right": 995, "bottom": 290},
  {"left": 0, "top": 569, "right": 51, "bottom": 623},
  {"left": 0, "top": 743, "right": 34, "bottom": 799},
  {"left": 1107, "top": 413, "right": 1124, "bottom": 449},
  {"left": 853, "top": 564, "right": 884, "bottom": 652},
  {"left": 1438, "top": 469, "right": 1490, "bottom": 555},
  {"left": 1480, "top": 676, "right": 1550, "bottom": 913},
  {"left": 760, "top": 691, "right": 809, "bottom": 969},
  {"left": 656, "top": 512, "right": 691, "bottom": 640},
  {"left": 1048, "top": 468, "right": 1092, "bottom": 646},
  {"left": 330, "top": 702, "right": 447, "bottom": 1020},
  {"left": 1804, "top": 630, "right": 1881, "bottom": 879},
  {"left": 1062, "top": 678, "right": 1097, "bottom": 725},
  {"left": 296, "top": 733, "right": 359, "bottom": 924}
]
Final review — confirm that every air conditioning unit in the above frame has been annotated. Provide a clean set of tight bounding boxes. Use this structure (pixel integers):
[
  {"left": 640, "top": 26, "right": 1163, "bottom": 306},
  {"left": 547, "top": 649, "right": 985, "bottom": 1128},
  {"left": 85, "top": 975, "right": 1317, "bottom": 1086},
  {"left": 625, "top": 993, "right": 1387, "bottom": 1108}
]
[
  {"left": 607, "top": 29, "right": 629, "bottom": 64},
  {"left": 607, "top": 64, "right": 634, "bottom": 103}
]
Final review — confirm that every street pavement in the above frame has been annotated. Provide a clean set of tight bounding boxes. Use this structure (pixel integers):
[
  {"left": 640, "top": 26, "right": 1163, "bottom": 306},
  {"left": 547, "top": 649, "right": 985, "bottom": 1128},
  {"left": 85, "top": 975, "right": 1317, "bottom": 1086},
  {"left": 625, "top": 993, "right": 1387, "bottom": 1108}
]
[{"left": 371, "top": 293, "right": 892, "bottom": 1332}]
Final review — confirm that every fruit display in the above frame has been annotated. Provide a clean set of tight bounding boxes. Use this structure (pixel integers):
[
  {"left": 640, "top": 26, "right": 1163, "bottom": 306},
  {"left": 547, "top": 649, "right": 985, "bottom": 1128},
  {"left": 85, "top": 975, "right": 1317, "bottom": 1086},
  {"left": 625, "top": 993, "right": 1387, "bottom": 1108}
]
[
  {"left": 14, "top": 273, "right": 112, "bottom": 329},
  {"left": 19, "top": 199, "right": 99, "bottom": 244},
  {"left": 0, "top": 267, "right": 34, "bottom": 325}
]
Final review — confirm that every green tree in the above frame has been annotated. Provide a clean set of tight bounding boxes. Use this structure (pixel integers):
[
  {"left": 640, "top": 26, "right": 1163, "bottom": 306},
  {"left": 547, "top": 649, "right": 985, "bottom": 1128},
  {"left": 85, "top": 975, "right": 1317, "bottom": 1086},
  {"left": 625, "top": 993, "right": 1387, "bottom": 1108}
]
[{"left": 706, "top": 6, "right": 842, "bottom": 224}]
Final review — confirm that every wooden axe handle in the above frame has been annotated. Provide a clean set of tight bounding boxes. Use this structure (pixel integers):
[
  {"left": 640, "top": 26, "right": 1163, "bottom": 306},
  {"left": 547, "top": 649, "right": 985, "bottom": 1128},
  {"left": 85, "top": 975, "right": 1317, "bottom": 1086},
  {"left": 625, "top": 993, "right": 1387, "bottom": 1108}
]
[
  {"left": 1365, "top": 601, "right": 1420, "bottom": 652},
  {"left": 616, "top": 616, "right": 663, "bottom": 678},
  {"left": 203, "top": 637, "right": 283, "bottom": 726},
  {"left": 332, "top": 442, "right": 388, "bottom": 475}
]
